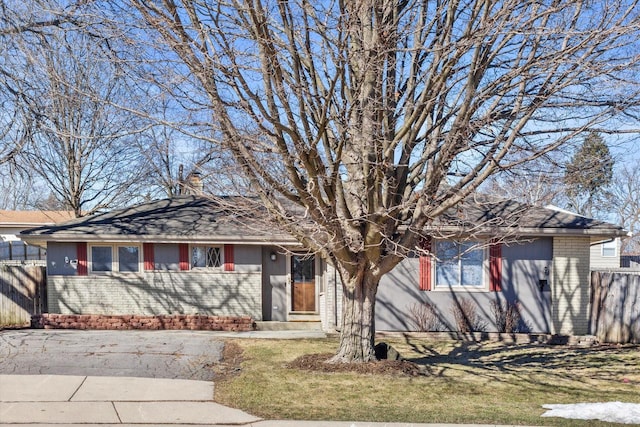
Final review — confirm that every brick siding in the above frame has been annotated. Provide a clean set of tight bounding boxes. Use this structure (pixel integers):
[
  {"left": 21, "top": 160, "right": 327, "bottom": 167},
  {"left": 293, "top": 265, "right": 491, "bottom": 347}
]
[
  {"left": 552, "top": 236, "right": 591, "bottom": 335},
  {"left": 32, "top": 313, "right": 254, "bottom": 331},
  {"left": 47, "top": 271, "right": 262, "bottom": 320}
]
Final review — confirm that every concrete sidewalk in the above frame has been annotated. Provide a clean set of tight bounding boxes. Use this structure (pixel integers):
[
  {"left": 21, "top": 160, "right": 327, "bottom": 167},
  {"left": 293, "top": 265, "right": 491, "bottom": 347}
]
[
  {"left": 0, "top": 374, "right": 532, "bottom": 427},
  {"left": 0, "top": 374, "right": 259, "bottom": 426}
]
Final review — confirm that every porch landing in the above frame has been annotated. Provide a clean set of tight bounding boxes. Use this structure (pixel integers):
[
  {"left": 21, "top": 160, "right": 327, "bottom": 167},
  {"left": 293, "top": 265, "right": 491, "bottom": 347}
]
[{"left": 255, "top": 321, "right": 323, "bottom": 331}]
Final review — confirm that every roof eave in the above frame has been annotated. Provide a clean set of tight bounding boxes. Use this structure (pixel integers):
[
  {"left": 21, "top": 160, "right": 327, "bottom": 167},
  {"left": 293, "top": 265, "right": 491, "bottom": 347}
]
[
  {"left": 20, "top": 225, "right": 627, "bottom": 246},
  {"left": 2, "top": 222, "right": 57, "bottom": 228},
  {"left": 18, "top": 233, "right": 300, "bottom": 246},
  {"left": 423, "top": 226, "right": 628, "bottom": 238}
]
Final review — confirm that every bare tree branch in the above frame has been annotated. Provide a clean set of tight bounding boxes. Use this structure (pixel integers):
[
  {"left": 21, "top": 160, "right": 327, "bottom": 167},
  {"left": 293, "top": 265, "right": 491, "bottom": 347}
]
[{"left": 124, "top": 0, "right": 640, "bottom": 361}]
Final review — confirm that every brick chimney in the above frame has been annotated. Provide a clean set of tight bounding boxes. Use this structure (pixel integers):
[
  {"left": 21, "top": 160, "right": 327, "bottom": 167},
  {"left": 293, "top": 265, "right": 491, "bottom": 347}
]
[{"left": 186, "top": 170, "right": 204, "bottom": 195}]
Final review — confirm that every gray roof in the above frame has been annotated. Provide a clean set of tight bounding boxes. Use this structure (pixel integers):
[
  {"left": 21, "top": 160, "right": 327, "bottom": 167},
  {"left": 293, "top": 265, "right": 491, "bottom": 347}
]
[
  {"left": 431, "top": 197, "right": 626, "bottom": 236},
  {"left": 19, "top": 196, "right": 295, "bottom": 244},
  {"left": 19, "top": 195, "right": 626, "bottom": 244}
]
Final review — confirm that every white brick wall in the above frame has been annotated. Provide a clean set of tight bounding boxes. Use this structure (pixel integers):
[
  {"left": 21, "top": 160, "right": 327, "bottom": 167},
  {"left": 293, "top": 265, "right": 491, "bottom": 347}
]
[
  {"left": 48, "top": 271, "right": 262, "bottom": 320},
  {"left": 321, "top": 263, "right": 340, "bottom": 332},
  {"left": 552, "top": 236, "right": 591, "bottom": 335}
]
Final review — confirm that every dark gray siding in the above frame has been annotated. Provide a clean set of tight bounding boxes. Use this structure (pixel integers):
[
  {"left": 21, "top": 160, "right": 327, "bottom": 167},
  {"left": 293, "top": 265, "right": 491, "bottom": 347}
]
[
  {"left": 261, "top": 247, "right": 287, "bottom": 321},
  {"left": 502, "top": 238, "right": 552, "bottom": 332},
  {"left": 47, "top": 242, "right": 79, "bottom": 276},
  {"left": 154, "top": 244, "right": 179, "bottom": 270},
  {"left": 234, "top": 245, "right": 262, "bottom": 273},
  {"left": 375, "top": 238, "right": 553, "bottom": 333}
]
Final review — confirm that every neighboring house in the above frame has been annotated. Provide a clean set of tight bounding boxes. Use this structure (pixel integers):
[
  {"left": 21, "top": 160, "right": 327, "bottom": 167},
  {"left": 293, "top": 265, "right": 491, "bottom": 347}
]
[
  {"left": 20, "top": 195, "right": 627, "bottom": 336},
  {"left": 1, "top": 210, "right": 75, "bottom": 261},
  {"left": 621, "top": 254, "right": 640, "bottom": 268},
  {"left": 545, "top": 205, "right": 624, "bottom": 269},
  {"left": 590, "top": 237, "right": 622, "bottom": 269}
]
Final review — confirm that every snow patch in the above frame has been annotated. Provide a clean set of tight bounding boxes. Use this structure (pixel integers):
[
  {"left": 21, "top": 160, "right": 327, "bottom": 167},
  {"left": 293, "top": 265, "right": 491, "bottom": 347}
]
[{"left": 542, "top": 402, "right": 640, "bottom": 424}]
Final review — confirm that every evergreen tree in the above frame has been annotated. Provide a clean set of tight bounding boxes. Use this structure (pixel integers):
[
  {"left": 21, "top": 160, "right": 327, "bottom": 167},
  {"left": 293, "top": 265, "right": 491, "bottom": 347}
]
[{"left": 564, "top": 132, "right": 614, "bottom": 217}]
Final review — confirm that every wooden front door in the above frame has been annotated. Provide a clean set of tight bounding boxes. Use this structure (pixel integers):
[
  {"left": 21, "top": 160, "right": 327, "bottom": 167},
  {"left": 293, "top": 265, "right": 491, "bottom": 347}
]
[{"left": 291, "top": 255, "right": 315, "bottom": 312}]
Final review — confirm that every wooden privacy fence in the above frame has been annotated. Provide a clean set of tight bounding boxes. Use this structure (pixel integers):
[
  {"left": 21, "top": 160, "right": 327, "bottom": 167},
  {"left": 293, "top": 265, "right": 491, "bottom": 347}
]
[
  {"left": 0, "top": 264, "right": 47, "bottom": 326},
  {"left": 590, "top": 270, "right": 640, "bottom": 344}
]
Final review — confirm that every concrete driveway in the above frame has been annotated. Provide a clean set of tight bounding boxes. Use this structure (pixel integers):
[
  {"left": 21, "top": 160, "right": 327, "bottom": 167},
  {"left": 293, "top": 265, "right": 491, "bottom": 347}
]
[{"left": 0, "top": 329, "right": 225, "bottom": 381}]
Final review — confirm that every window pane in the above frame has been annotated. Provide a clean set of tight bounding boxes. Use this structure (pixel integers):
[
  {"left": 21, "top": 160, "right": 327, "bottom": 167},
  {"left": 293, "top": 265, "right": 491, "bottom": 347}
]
[
  {"left": 436, "top": 241, "right": 458, "bottom": 261},
  {"left": 461, "top": 258, "right": 483, "bottom": 286},
  {"left": 92, "top": 246, "right": 112, "bottom": 271},
  {"left": 26, "top": 244, "right": 42, "bottom": 260},
  {"left": 0, "top": 242, "right": 9, "bottom": 260},
  {"left": 461, "top": 243, "right": 483, "bottom": 286},
  {"left": 435, "top": 241, "right": 459, "bottom": 287},
  {"left": 192, "top": 246, "right": 222, "bottom": 268},
  {"left": 602, "top": 240, "right": 616, "bottom": 257},
  {"left": 293, "top": 255, "right": 315, "bottom": 282},
  {"left": 192, "top": 246, "right": 206, "bottom": 268},
  {"left": 207, "top": 247, "right": 222, "bottom": 268},
  {"left": 437, "top": 261, "right": 459, "bottom": 286},
  {"left": 118, "top": 246, "right": 139, "bottom": 272}
]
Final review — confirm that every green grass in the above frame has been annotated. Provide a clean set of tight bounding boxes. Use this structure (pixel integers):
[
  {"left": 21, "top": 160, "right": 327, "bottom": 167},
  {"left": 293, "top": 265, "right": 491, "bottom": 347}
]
[{"left": 214, "top": 336, "right": 640, "bottom": 425}]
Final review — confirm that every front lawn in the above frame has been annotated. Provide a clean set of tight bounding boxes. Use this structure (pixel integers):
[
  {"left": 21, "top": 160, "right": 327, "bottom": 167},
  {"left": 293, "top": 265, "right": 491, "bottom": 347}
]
[{"left": 214, "top": 336, "right": 640, "bottom": 426}]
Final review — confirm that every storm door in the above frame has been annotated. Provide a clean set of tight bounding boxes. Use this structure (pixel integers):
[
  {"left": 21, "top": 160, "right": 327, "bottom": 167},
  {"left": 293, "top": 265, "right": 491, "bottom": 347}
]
[{"left": 291, "top": 255, "right": 316, "bottom": 312}]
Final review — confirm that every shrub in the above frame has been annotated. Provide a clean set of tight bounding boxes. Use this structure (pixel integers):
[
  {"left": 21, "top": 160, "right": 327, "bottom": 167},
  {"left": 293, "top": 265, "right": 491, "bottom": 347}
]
[
  {"left": 450, "top": 297, "right": 487, "bottom": 332},
  {"left": 490, "top": 300, "right": 531, "bottom": 333},
  {"left": 409, "top": 302, "right": 444, "bottom": 332}
]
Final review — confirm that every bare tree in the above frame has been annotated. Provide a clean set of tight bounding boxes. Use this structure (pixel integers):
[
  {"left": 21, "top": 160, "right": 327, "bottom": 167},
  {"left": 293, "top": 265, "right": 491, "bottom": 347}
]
[
  {"left": 0, "top": 0, "right": 86, "bottom": 36},
  {"left": 0, "top": 164, "right": 44, "bottom": 210},
  {"left": 609, "top": 163, "right": 640, "bottom": 254},
  {"left": 483, "top": 153, "right": 565, "bottom": 207},
  {"left": 13, "top": 24, "right": 148, "bottom": 217},
  {"left": 0, "top": 0, "right": 90, "bottom": 165},
  {"left": 135, "top": 122, "right": 225, "bottom": 198},
  {"left": 126, "top": 0, "right": 640, "bottom": 362}
]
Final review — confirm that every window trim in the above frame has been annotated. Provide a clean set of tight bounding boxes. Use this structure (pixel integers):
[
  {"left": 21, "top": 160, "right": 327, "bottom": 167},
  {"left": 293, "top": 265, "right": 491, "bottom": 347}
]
[
  {"left": 88, "top": 243, "right": 142, "bottom": 274},
  {"left": 190, "top": 244, "right": 225, "bottom": 270},
  {"left": 432, "top": 240, "right": 489, "bottom": 291}
]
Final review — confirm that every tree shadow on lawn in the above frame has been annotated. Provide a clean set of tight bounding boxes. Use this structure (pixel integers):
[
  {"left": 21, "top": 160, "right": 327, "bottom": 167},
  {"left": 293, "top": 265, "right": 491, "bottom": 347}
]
[
  {"left": 286, "top": 336, "right": 639, "bottom": 396},
  {"left": 403, "top": 337, "right": 640, "bottom": 390}
]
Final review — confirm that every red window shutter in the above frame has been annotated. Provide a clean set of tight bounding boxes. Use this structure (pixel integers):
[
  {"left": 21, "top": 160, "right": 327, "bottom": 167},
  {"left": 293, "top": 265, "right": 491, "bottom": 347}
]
[
  {"left": 224, "top": 244, "right": 235, "bottom": 271},
  {"left": 143, "top": 243, "right": 155, "bottom": 271},
  {"left": 489, "top": 240, "right": 502, "bottom": 292},
  {"left": 419, "top": 237, "right": 432, "bottom": 291},
  {"left": 77, "top": 242, "right": 88, "bottom": 276},
  {"left": 179, "top": 243, "right": 190, "bottom": 271}
]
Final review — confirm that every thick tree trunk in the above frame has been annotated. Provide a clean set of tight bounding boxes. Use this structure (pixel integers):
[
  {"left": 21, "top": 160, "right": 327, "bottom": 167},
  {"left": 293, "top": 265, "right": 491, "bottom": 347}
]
[{"left": 329, "top": 273, "right": 379, "bottom": 363}]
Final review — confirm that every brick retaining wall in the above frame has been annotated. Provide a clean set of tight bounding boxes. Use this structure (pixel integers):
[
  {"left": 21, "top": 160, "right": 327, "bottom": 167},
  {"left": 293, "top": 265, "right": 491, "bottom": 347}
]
[{"left": 31, "top": 314, "right": 255, "bottom": 331}]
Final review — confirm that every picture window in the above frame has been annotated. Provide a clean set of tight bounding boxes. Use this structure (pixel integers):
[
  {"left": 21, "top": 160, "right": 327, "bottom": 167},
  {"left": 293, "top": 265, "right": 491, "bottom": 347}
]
[{"left": 434, "top": 240, "right": 486, "bottom": 288}]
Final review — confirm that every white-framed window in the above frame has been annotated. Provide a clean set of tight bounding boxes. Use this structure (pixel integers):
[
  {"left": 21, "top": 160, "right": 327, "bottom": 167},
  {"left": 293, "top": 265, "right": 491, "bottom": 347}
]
[
  {"left": 118, "top": 246, "right": 141, "bottom": 272},
  {"left": 434, "top": 240, "right": 487, "bottom": 289},
  {"left": 91, "top": 245, "right": 113, "bottom": 272},
  {"left": 191, "top": 245, "right": 223, "bottom": 269},
  {"left": 602, "top": 239, "right": 617, "bottom": 257},
  {"left": 89, "top": 244, "right": 141, "bottom": 273}
]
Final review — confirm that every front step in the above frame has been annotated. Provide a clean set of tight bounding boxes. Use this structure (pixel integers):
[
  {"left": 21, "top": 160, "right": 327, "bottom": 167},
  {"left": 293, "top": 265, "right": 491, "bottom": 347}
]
[{"left": 255, "top": 321, "right": 323, "bottom": 331}]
